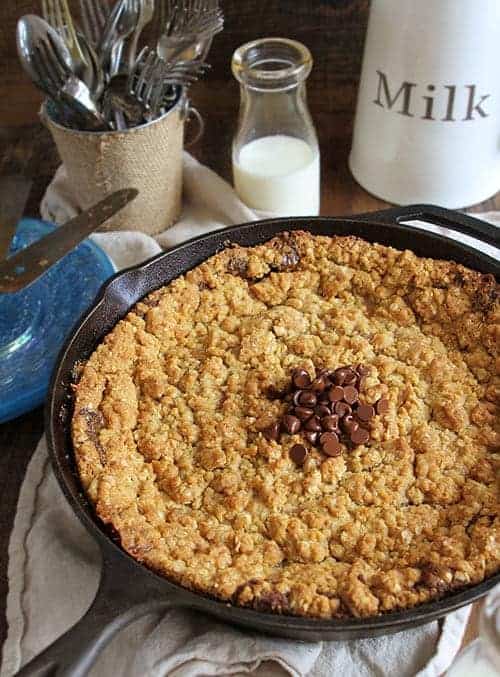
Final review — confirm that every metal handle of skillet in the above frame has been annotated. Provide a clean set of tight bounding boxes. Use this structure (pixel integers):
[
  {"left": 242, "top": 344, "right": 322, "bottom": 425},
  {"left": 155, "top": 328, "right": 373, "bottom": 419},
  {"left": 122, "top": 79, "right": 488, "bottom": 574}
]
[
  {"left": 358, "top": 203, "right": 499, "bottom": 248},
  {"left": 15, "top": 551, "right": 183, "bottom": 677},
  {"left": 15, "top": 204, "right": 499, "bottom": 677}
]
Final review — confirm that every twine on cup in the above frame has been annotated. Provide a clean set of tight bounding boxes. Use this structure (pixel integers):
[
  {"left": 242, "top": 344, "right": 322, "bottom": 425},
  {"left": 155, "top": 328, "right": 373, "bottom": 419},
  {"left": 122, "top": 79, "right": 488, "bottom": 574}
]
[{"left": 42, "top": 92, "right": 203, "bottom": 235}]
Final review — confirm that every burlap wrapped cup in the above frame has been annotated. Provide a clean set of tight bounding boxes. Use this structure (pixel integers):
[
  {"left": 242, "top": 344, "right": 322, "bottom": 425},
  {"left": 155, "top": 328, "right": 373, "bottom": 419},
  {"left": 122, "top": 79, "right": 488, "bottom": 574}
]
[{"left": 42, "top": 94, "right": 191, "bottom": 234}]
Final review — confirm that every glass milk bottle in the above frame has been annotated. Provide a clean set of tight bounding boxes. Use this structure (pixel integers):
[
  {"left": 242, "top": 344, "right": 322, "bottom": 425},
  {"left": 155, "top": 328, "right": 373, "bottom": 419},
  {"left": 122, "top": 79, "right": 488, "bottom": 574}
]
[{"left": 231, "top": 38, "right": 320, "bottom": 216}]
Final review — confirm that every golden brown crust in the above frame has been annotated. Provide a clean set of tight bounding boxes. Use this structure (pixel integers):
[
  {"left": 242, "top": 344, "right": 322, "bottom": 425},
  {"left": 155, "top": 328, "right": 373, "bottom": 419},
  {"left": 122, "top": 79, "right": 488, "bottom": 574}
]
[{"left": 71, "top": 231, "right": 500, "bottom": 618}]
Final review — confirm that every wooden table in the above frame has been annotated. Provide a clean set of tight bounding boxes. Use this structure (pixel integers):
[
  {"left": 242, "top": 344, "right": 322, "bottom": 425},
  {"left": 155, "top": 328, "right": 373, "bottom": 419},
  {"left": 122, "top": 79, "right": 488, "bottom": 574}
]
[{"left": 0, "top": 111, "right": 497, "bottom": 667}]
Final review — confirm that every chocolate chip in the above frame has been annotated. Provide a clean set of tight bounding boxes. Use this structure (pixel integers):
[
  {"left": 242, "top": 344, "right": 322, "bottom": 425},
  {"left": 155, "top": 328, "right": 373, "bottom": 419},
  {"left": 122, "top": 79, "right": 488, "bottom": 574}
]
[
  {"left": 321, "top": 415, "right": 339, "bottom": 432},
  {"left": 227, "top": 257, "right": 249, "bottom": 277},
  {"left": 292, "top": 369, "right": 311, "bottom": 389},
  {"left": 253, "top": 590, "right": 290, "bottom": 612},
  {"left": 343, "top": 385, "right": 359, "bottom": 405},
  {"left": 351, "top": 427, "right": 370, "bottom": 445},
  {"left": 311, "top": 376, "right": 327, "bottom": 392},
  {"left": 357, "top": 404, "right": 375, "bottom": 421},
  {"left": 304, "top": 431, "right": 319, "bottom": 446},
  {"left": 334, "top": 401, "right": 352, "bottom": 417},
  {"left": 343, "top": 369, "right": 358, "bottom": 386},
  {"left": 295, "top": 406, "right": 314, "bottom": 421},
  {"left": 328, "top": 386, "right": 345, "bottom": 402},
  {"left": 376, "top": 398, "right": 390, "bottom": 415},
  {"left": 263, "top": 422, "right": 281, "bottom": 441},
  {"left": 419, "top": 566, "right": 448, "bottom": 591},
  {"left": 266, "top": 385, "right": 284, "bottom": 400},
  {"left": 290, "top": 444, "right": 308, "bottom": 465},
  {"left": 80, "top": 408, "right": 106, "bottom": 463},
  {"left": 283, "top": 415, "right": 301, "bottom": 434},
  {"left": 341, "top": 414, "right": 359, "bottom": 434},
  {"left": 320, "top": 432, "right": 341, "bottom": 457},
  {"left": 261, "top": 363, "right": 386, "bottom": 465},
  {"left": 320, "top": 431, "right": 338, "bottom": 445},
  {"left": 292, "top": 390, "right": 304, "bottom": 406},
  {"left": 315, "top": 404, "right": 331, "bottom": 418},
  {"left": 333, "top": 368, "right": 349, "bottom": 385},
  {"left": 298, "top": 391, "right": 317, "bottom": 407},
  {"left": 357, "top": 375, "right": 366, "bottom": 391},
  {"left": 304, "top": 416, "right": 322, "bottom": 432}
]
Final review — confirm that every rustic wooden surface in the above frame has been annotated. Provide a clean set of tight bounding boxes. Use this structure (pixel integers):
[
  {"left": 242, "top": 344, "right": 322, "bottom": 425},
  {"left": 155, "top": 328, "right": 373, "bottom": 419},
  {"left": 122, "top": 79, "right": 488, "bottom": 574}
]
[{"left": 0, "top": 0, "right": 498, "bottom": 669}]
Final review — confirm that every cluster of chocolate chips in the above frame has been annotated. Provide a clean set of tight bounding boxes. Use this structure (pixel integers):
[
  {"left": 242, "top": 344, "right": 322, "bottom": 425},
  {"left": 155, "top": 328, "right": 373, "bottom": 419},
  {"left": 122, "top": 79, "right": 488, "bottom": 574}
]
[{"left": 263, "top": 365, "right": 389, "bottom": 466}]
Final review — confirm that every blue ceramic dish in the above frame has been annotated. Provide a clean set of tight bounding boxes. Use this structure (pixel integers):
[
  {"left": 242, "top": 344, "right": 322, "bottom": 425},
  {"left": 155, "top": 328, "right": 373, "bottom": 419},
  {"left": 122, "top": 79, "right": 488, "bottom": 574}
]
[{"left": 0, "top": 218, "right": 115, "bottom": 424}]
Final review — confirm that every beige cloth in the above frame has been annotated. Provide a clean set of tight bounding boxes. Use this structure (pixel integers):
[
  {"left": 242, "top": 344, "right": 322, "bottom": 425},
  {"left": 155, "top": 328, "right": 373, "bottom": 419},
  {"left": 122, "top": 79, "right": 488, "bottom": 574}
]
[{"left": 3, "top": 156, "right": 499, "bottom": 676}]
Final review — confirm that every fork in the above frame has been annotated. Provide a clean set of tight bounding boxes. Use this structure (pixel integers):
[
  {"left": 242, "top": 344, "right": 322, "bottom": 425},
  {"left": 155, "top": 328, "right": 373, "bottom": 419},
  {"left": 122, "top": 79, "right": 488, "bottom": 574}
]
[
  {"left": 78, "top": 0, "right": 109, "bottom": 47},
  {"left": 128, "top": 47, "right": 208, "bottom": 117},
  {"left": 157, "top": 0, "right": 223, "bottom": 63},
  {"left": 158, "top": 15, "right": 223, "bottom": 62},
  {"left": 158, "top": 0, "right": 221, "bottom": 35},
  {"left": 41, "top": 0, "right": 90, "bottom": 81},
  {"left": 160, "top": 0, "right": 220, "bottom": 36},
  {"left": 98, "top": 0, "right": 140, "bottom": 77},
  {"left": 78, "top": 30, "right": 105, "bottom": 98},
  {"left": 32, "top": 29, "right": 108, "bottom": 129},
  {"left": 120, "top": 0, "right": 155, "bottom": 74},
  {"left": 108, "top": 0, "right": 142, "bottom": 77}
]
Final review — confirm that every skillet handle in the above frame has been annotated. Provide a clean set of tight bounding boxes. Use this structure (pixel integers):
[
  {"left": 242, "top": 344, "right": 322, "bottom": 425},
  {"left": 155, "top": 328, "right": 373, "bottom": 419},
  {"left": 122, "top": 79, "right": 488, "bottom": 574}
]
[
  {"left": 14, "top": 555, "right": 179, "bottom": 677},
  {"left": 358, "top": 204, "right": 500, "bottom": 249}
]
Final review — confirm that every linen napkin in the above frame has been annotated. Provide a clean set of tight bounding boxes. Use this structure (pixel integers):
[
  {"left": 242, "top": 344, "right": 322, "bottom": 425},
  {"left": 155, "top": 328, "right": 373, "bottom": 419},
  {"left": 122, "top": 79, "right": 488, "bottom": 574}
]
[{"left": 2, "top": 153, "right": 498, "bottom": 677}]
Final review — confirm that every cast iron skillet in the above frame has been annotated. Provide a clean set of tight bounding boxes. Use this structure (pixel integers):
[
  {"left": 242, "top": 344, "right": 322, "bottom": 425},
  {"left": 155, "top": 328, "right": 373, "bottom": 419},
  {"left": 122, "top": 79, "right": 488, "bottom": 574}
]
[{"left": 18, "top": 205, "right": 499, "bottom": 677}]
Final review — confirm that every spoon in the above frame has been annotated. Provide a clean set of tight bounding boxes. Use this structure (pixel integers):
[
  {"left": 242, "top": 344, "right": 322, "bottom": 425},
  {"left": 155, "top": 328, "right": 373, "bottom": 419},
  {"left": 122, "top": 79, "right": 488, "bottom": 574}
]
[
  {"left": 17, "top": 15, "right": 109, "bottom": 130},
  {"left": 108, "top": 0, "right": 142, "bottom": 78},
  {"left": 17, "top": 15, "right": 73, "bottom": 93},
  {"left": 121, "top": 0, "right": 155, "bottom": 74},
  {"left": 78, "top": 30, "right": 105, "bottom": 98}
]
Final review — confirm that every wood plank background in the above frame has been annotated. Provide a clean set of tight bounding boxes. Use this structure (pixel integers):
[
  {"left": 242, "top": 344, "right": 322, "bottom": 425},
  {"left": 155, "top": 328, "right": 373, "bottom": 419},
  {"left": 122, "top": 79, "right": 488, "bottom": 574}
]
[{"left": 0, "top": 0, "right": 370, "bottom": 126}]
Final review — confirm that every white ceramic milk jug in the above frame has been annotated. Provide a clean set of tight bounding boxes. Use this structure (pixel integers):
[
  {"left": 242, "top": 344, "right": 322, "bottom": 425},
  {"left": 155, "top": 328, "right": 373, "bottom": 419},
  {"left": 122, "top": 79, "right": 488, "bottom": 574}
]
[{"left": 349, "top": 0, "right": 500, "bottom": 208}]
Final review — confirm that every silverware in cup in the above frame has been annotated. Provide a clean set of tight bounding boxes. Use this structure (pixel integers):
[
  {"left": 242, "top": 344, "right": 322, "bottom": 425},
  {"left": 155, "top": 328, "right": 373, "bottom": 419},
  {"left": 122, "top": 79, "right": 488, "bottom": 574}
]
[
  {"left": 157, "top": 0, "right": 223, "bottom": 63},
  {"left": 35, "top": 44, "right": 109, "bottom": 130},
  {"left": 103, "top": 74, "right": 144, "bottom": 129},
  {"left": 98, "top": 0, "right": 139, "bottom": 77},
  {"left": 77, "top": 30, "right": 106, "bottom": 99},
  {"left": 109, "top": 0, "right": 142, "bottom": 77},
  {"left": 41, "top": 0, "right": 93, "bottom": 88},
  {"left": 17, "top": 15, "right": 109, "bottom": 130},
  {"left": 129, "top": 47, "right": 207, "bottom": 119},
  {"left": 97, "top": 0, "right": 127, "bottom": 70},
  {"left": 17, "top": 15, "right": 72, "bottom": 87},
  {"left": 78, "top": 0, "right": 109, "bottom": 47},
  {"left": 18, "top": 0, "right": 223, "bottom": 132},
  {"left": 120, "top": 0, "right": 155, "bottom": 74}
]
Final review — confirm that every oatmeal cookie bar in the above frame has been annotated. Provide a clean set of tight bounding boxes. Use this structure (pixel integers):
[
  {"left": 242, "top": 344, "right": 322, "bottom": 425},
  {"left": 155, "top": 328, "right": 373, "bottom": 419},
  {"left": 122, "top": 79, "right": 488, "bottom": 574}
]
[{"left": 72, "top": 231, "right": 499, "bottom": 618}]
